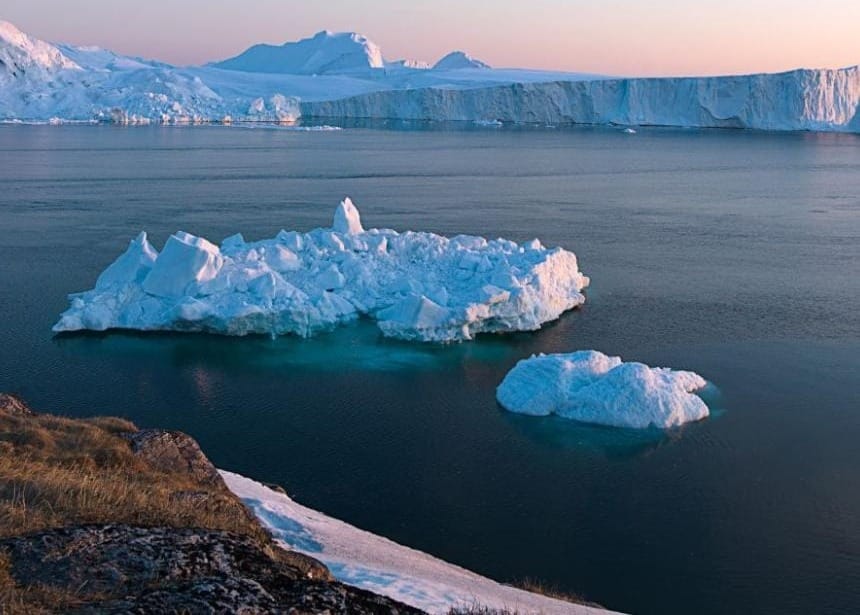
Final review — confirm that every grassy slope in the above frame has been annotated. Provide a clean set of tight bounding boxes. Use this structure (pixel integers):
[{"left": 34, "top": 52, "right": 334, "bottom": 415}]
[{"left": 0, "top": 394, "right": 275, "bottom": 611}]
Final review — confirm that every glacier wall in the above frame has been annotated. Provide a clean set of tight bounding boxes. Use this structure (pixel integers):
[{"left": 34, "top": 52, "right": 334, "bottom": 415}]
[{"left": 301, "top": 67, "right": 860, "bottom": 132}]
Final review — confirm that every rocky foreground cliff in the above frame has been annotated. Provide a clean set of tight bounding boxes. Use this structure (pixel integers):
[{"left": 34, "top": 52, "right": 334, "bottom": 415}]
[{"left": 0, "top": 393, "right": 420, "bottom": 613}]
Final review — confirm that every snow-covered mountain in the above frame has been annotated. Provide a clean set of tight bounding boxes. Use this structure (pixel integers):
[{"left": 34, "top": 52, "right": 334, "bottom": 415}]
[
  {"left": 56, "top": 44, "right": 169, "bottom": 71},
  {"left": 433, "top": 51, "right": 490, "bottom": 70},
  {"left": 0, "top": 20, "right": 79, "bottom": 74},
  {"left": 0, "top": 19, "right": 857, "bottom": 132},
  {"left": 212, "top": 30, "right": 384, "bottom": 75}
]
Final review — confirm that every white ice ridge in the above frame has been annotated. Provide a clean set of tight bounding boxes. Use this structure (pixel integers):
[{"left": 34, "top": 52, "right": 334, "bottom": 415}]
[
  {"left": 222, "top": 470, "right": 619, "bottom": 614},
  {"left": 52, "top": 199, "right": 589, "bottom": 342},
  {"left": 3, "top": 20, "right": 858, "bottom": 132},
  {"left": 302, "top": 68, "right": 860, "bottom": 132},
  {"left": 497, "top": 351, "right": 709, "bottom": 429}
]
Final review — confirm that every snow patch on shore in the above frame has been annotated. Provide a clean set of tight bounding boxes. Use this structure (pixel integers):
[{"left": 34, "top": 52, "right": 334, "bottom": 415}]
[{"left": 221, "top": 470, "right": 617, "bottom": 614}]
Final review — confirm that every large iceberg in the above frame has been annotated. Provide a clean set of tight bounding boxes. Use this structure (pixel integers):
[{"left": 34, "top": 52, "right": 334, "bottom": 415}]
[
  {"left": 53, "top": 199, "right": 589, "bottom": 342},
  {"left": 496, "top": 351, "right": 709, "bottom": 428},
  {"left": 302, "top": 67, "right": 860, "bottom": 132}
]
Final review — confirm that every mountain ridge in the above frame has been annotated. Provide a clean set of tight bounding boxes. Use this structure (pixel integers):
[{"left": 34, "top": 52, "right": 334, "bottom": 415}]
[{"left": 0, "top": 19, "right": 856, "bottom": 131}]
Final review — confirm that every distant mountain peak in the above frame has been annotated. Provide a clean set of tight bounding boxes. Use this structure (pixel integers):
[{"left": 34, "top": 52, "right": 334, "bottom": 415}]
[
  {"left": 212, "top": 30, "right": 384, "bottom": 75},
  {"left": 433, "top": 51, "right": 490, "bottom": 70},
  {"left": 0, "top": 19, "right": 80, "bottom": 73}
]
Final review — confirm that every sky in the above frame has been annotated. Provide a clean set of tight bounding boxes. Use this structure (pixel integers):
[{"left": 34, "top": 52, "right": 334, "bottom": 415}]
[{"left": 3, "top": 0, "right": 859, "bottom": 76}]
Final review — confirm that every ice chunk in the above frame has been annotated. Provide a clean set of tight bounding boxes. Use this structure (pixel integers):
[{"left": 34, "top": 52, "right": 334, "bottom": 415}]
[
  {"left": 377, "top": 294, "right": 450, "bottom": 336},
  {"left": 263, "top": 244, "right": 301, "bottom": 272},
  {"left": 221, "top": 233, "right": 245, "bottom": 250},
  {"left": 95, "top": 231, "right": 158, "bottom": 290},
  {"left": 332, "top": 197, "right": 364, "bottom": 235},
  {"left": 141, "top": 232, "right": 224, "bottom": 298},
  {"left": 316, "top": 264, "right": 346, "bottom": 290},
  {"left": 53, "top": 199, "right": 589, "bottom": 342},
  {"left": 276, "top": 230, "right": 304, "bottom": 252},
  {"left": 497, "top": 350, "right": 709, "bottom": 429}
]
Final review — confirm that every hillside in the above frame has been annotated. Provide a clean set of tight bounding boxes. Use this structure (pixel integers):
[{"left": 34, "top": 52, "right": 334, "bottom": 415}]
[{"left": 0, "top": 394, "right": 418, "bottom": 613}]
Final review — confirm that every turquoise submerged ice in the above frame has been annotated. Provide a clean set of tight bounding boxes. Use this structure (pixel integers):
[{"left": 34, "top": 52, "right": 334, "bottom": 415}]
[
  {"left": 53, "top": 199, "right": 589, "bottom": 342},
  {"left": 497, "top": 351, "right": 709, "bottom": 428}
]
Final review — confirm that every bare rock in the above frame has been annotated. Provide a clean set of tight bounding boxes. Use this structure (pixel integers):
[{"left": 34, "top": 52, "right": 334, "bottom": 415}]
[
  {"left": 0, "top": 525, "right": 423, "bottom": 614},
  {"left": 0, "top": 393, "right": 33, "bottom": 416},
  {"left": 126, "top": 429, "right": 224, "bottom": 487}
]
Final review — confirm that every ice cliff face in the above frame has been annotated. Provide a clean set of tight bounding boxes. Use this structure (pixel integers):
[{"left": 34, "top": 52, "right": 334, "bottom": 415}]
[{"left": 302, "top": 66, "right": 860, "bottom": 132}]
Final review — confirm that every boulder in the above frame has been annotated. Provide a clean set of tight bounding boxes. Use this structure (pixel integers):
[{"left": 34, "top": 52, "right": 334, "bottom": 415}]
[{"left": 126, "top": 429, "right": 223, "bottom": 487}]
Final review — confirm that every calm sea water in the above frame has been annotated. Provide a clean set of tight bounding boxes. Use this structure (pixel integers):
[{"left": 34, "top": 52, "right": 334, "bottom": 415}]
[{"left": 1, "top": 124, "right": 858, "bottom": 615}]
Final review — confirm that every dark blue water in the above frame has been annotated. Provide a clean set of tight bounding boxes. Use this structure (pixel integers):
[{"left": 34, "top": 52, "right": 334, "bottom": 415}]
[{"left": 1, "top": 124, "right": 858, "bottom": 615}]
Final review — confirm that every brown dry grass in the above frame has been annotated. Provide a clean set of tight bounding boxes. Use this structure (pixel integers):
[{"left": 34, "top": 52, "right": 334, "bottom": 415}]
[
  {"left": 447, "top": 577, "right": 603, "bottom": 614},
  {"left": 0, "top": 404, "right": 267, "bottom": 542},
  {"left": 0, "top": 396, "right": 273, "bottom": 612},
  {"left": 513, "top": 577, "right": 603, "bottom": 608},
  {"left": 448, "top": 606, "right": 519, "bottom": 615},
  {"left": 0, "top": 552, "right": 27, "bottom": 615}
]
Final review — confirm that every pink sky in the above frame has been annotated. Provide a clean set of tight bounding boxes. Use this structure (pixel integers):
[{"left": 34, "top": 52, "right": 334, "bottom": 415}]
[{"left": 3, "top": 0, "right": 859, "bottom": 76}]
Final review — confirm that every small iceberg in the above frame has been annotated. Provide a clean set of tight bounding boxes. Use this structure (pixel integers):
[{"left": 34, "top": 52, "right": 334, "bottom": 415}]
[
  {"left": 496, "top": 350, "right": 709, "bottom": 429},
  {"left": 54, "top": 199, "right": 589, "bottom": 343},
  {"left": 622, "top": 127, "right": 637, "bottom": 134}
]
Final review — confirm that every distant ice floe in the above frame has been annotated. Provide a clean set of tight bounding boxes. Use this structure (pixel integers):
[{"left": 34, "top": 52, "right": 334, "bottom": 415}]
[
  {"left": 474, "top": 119, "right": 503, "bottom": 127},
  {"left": 222, "top": 470, "right": 618, "bottom": 614},
  {"left": 53, "top": 199, "right": 589, "bottom": 342},
  {"left": 497, "top": 351, "right": 709, "bottom": 429}
]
